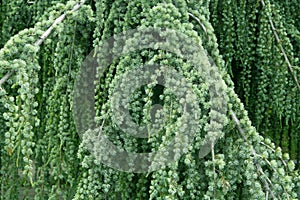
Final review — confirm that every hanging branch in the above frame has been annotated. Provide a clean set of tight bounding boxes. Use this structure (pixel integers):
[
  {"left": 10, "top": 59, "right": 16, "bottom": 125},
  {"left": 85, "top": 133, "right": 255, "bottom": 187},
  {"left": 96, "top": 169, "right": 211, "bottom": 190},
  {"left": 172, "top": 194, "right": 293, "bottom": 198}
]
[
  {"left": 0, "top": 71, "right": 14, "bottom": 87},
  {"left": 230, "top": 110, "right": 288, "bottom": 200},
  {"left": 260, "top": 141, "right": 287, "bottom": 167},
  {"left": 0, "top": 0, "right": 87, "bottom": 87},
  {"left": 260, "top": 0, "right": 300, "bottom": 92},
  {"left": 211, "top": 141, "right": 217, "bottom": 199}
]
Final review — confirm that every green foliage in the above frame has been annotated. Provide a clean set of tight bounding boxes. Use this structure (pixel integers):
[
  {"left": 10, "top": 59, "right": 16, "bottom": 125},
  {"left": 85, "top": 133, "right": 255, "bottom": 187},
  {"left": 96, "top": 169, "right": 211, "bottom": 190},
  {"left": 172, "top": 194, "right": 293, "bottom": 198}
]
[{"left": 0, "top": 0, "right": 299, "bottom": 199}]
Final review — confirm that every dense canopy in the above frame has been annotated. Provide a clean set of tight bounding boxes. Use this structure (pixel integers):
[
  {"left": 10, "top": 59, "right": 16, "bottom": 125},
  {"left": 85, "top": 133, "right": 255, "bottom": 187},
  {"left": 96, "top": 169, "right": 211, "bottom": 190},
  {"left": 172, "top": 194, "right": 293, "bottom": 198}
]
[{"left": 0, "top": 0, "right": 299, "bottom": 199}]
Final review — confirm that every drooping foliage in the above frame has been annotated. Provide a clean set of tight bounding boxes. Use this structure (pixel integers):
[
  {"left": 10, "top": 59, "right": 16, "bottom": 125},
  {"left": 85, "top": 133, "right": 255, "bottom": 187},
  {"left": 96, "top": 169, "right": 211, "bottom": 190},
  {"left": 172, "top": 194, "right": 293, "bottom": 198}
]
[{"left": 0, "top": 0, "right": 299, "bottom": 199}]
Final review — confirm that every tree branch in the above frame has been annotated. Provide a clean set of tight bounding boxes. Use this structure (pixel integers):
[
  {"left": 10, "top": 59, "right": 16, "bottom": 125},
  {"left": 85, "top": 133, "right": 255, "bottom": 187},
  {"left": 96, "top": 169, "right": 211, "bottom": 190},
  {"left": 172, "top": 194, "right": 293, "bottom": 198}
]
[
  {"left": 0, "top": 71, "right": 14, "bottom": 87},
  {"left": 261, "top": 0, "right": 300, "bottom": 92},
  {"left": 0, "top": 0, "right": 86, "bottom": 87},
  {"left": 187, "top": 12, "right": 207, "bottom": 34},
  {"left": 230, "top": 110, "right": 282, "bottom": 199}
]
